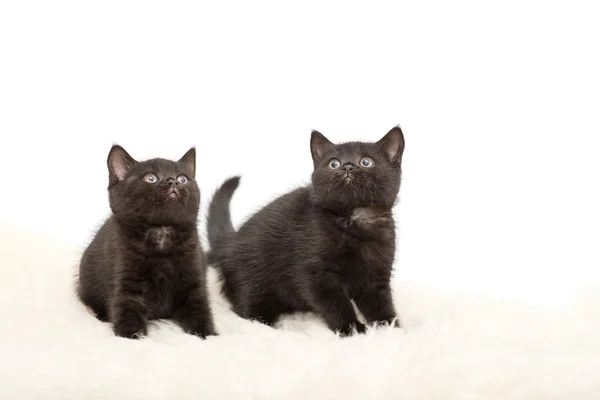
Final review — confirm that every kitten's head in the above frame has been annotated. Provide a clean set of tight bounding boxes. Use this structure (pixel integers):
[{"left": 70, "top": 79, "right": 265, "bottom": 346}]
[
  {"left": 106, "top": 146, "right": 200, "bottom": 226},
  {"left": 310, "top": 126, "right": 405, "bottom": 210}
]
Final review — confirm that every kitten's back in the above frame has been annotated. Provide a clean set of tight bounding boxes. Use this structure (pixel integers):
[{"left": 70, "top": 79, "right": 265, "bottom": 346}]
[
  {"left": 77, "top": 216, "right": 118, "bottom": 320},
  {"left": 207, "top": 178, "right": 314, "bottom": 260}
]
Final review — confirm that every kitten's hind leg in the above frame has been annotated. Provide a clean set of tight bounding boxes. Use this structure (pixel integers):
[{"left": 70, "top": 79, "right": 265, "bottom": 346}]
[
  {"left": 245, "top": 304, "right": 282, "bottom": 327},
  {"left": 354, "top": 284, "right": 400, "bottom": 328},
  {"left": 236, "top": 295, "right": 293, "bottom": 327},
  {"left": 173, "top": 280, "right": 216, "bottom": 339},
  {"left": 88, "top": 300, "right": 109, "bottom": 322},
  {"left": 78, "top": 293, "right": 110, "bottom": 322},
  {"left": 94, "top": 308, "right": 109, "bottom": 322}
]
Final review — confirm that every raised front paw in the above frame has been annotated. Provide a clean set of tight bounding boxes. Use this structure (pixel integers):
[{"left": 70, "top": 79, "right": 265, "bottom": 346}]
[
  {"left": 337, "top": 321, "right": 367, "bottom": 337},
  {"left": 113, "top": 317, "right": 147, "bottom": 339}
]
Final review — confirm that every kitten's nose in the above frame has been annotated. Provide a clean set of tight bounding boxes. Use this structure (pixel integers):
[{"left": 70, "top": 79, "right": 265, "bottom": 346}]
[
  {"left": 342, "top": 163, "right": 355, "bottom": 172},
  {"left": 166, "top": 177, "right": 176, "bottom": 186}
]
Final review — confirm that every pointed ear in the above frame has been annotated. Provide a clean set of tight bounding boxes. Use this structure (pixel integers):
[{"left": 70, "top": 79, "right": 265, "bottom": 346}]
[
  {"left": 377, "top": 126, "right": 405, "bottom": 165},
  {"left": 178, "top": 147, "right": 196, "bottom": 178},
  {"left": 107, "top": 145, "right": 137, "bottom": 185},
  {"left": 310, "top": 130, "right": 334, "bottom": 163}
]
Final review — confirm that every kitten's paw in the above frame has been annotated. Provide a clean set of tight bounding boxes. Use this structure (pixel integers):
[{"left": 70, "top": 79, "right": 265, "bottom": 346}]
[
  {"left": 374, "top": 317, "right": 401, "bottom": 329},
  {"left": 253, "top": 315, "right": 277, "bottom": 327},
  {"left": 355, "top": 322, "right": 367, "bottom": 334},
  {"left": 187, "top": 325, "right": 217, "bottom": 339},
  {"left": 113, "top": 319, "right": 147, "bottom": 339},
  {"left": 337, "top": 322, "right": 367, "bottom": 337},
  {"left": 182, "top": 320, "right": 217, "bottom": 339}
]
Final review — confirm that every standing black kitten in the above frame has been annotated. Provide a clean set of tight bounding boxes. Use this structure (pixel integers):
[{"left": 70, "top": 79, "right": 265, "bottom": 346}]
[
  {"left": 207, "top": 127, "right": 404, "bottom": 336},
  {"left": 77, "top": 145, "right": 215, "bottom": 339}
]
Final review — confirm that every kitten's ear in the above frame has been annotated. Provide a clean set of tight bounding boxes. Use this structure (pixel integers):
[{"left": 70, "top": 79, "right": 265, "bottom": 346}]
[
  {"left": 107, "top": 145, "right": 137, "bottom": 185},
  {"left": 310, "top": 130, "right": 334, "bottom": 163},
  {"left": 377, "top": 126, "right": 405, "bottom": 165},
  {"left": 178, "top": 147, "right": 196, "bottom": 178}
]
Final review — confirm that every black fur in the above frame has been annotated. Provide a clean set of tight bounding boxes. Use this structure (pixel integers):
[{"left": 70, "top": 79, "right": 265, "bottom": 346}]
[
  {"left": 207, "top": 127, "right": 405, "bottom": 336},
  {"left": 77, "top": 145, "right": 215, "bottom": 339}
]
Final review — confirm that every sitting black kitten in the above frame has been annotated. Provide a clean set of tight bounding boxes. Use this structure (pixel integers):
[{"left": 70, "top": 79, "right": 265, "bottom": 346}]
[
  {"left": 77, "top": 145, "right": 215, "bottom": 339},
  {"left": 207, "top": 127, "right": 405, "bottom": 336}
]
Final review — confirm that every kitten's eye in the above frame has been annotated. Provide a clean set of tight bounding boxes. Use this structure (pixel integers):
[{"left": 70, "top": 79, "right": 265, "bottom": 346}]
[
  {"left": 328, "top": 159, "right": 341, "bottom": 169},
  {"left": 360, "top": 157, "right": 374, "bottom": 168},
  {"left": 177, "top": 175, "right": 188, "bottom": 184},
  {"left": 144, "top": 173, "right": 158, "bottom": 183}
]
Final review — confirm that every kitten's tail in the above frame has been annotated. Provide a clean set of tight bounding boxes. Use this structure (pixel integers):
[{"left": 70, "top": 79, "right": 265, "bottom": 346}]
[{"left": 207, "top": 176, "right": 241, "bottom": 249}]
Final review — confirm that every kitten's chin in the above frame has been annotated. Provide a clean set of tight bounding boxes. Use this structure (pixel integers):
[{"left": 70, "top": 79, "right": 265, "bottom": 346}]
[{"left": 156, "top": 189, "right": 183, "bottom": 204}]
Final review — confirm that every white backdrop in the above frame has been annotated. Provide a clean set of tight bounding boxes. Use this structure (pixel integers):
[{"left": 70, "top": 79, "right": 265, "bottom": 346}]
[{"left": 1, "top": 1, "right": 599, "bottom": 307}]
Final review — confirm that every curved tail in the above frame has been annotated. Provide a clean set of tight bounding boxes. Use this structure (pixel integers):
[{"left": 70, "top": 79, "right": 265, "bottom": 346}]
[{"left": 207, "top": 176, "right": 241, "bottom": 249}]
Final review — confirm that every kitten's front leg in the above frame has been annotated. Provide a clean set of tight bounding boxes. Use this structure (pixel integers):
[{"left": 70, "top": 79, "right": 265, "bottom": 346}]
[
  {"left": 355, "top": 284, "right": 400, "bottom": 328},
  {"left": 312, "top": 280, "right": 366, "bottom": 336},
  {"left": 111, "top": 288, "right": 148, "bottom": 339},
  {"left": 173, "top": 280, "right": 216, "bottom": 339}
]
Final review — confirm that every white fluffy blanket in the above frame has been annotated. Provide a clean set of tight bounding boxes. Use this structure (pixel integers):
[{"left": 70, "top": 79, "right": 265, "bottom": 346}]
[{"left": 1, "top": 225, "right": 599, "bottom": 400}]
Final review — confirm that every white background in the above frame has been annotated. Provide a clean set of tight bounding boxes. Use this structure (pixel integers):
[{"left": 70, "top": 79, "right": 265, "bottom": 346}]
[{"left": 1, "top": 1, "right": 599, "bottom": 307}]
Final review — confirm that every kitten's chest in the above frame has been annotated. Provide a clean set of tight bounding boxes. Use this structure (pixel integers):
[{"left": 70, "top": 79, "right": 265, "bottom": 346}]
[
  {"left": 146, "top": 259, "right": 179, "bottom": 317},
  {"left": 334, "top": 208, "right": 395, "bottom": 242},
  {"left": 331, "top": 208, "right": 396, "bottom": 280},
  {"left": 145, "top": 226, "right": 178, "bottom": 251},
  {"left": 143, "top": 226, "right": 181, "bottom": 316}
]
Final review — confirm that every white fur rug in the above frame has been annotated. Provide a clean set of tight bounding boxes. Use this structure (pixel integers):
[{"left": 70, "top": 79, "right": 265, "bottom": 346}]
[{"left": 1, "top": 225, "right": 599, "bottom": 400}]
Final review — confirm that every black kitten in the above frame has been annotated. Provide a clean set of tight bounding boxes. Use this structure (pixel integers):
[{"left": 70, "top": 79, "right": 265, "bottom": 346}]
[
  {"left": 207, "top": 127, "right": 404, "bottom": 336},
  {"left": 77, "top": 146, "right": 215, "bottom": 339}
]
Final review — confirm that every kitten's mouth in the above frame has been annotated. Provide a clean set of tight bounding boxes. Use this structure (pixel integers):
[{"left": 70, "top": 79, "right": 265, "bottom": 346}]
[
  {"left": 165, "top": 188, "right": 180, "bottom": 201},
  {"left": 343, "top": 174, "right": 354, "bottom": 185}
]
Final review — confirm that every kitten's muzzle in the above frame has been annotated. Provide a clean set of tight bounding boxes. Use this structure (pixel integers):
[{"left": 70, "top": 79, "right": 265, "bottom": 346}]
[
  {"left": 342, "top": 163, "right": 356, "bottom": 184},
  {"left": 166, "top": 187, "right": 180, "bottom": 200},
  {"left": 163, "top": 178, "right": 182, "bottom": 199},
  {"left": 157, "top": 179, "right": 182, "bottom": 202}
]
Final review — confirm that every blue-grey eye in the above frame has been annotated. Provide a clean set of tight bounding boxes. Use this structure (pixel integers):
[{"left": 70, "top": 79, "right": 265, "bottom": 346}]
[
  {"left": 360, "top": 157, "right": 374, "bottom": 168},
  {"left": 144, "top": 173, "right": 158, "bottom": 183},
  {"left": 177, "top": 175, "right": 188, "bottom": 184},
  {"left": 328, "top": 159, "right": 341, "bottom": 169}
]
